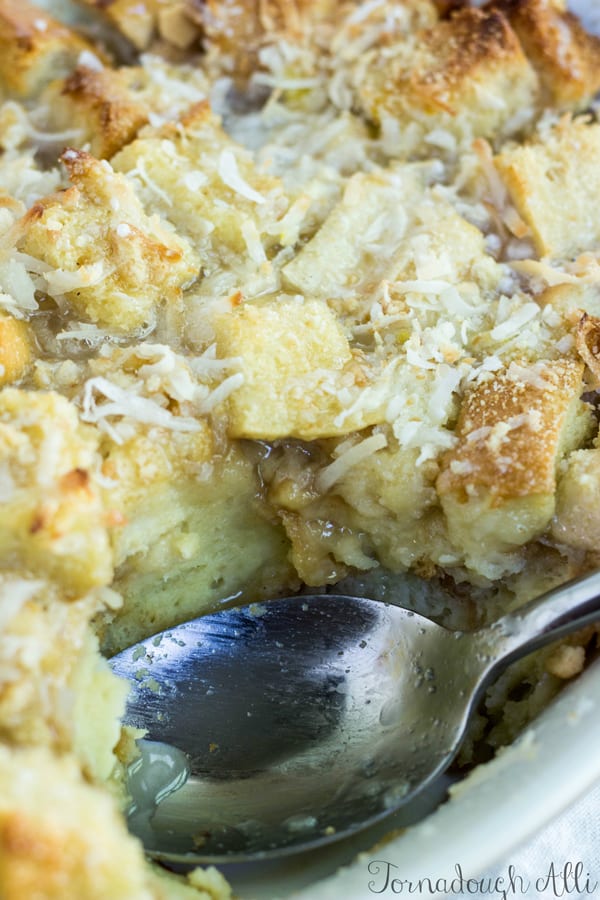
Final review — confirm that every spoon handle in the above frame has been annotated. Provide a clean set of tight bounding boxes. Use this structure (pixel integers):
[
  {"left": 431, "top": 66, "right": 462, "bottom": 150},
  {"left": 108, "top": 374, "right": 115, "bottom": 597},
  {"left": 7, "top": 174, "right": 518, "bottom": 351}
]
[{"left": 478, "top": 569, "right": 600, "bottom": 667}]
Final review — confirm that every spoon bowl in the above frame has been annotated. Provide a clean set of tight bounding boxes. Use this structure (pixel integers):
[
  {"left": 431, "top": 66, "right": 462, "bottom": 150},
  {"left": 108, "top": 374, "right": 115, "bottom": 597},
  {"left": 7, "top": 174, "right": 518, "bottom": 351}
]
[{"left": 109, "top": 571, "right": 600, "bottom": 863}]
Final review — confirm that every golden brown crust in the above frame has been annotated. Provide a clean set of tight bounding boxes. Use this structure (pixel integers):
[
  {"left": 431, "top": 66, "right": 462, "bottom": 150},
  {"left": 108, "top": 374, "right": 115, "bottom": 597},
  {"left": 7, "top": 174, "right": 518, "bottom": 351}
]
[
  {"left": 575, "top": 313, "right": 600, "bottom": 388},
  {"left": 437, "top": 358, "right": 586, "bottom": 501},
  {"left": 431, "top": 0, "right": 467, "bottom": 15},
  {"left": 0, "top": 390, "right": 113, "bottom": 596},
  {"left": 17, "top": 149, "right": 198, "bottom": 333},
  {"left": 356, "top": 6, "right": 539, "bottom": 150},
  {"left": 41, "top": 67, "right": 210, "bottom": 160},
  {"left": 488, "top": 0, "right": 600, "bottom": 107},
  {"left": 0, "top": 315, "right": 31, "bottom": 387},
  {"left": 78, "top": 0, "right": 202, "bottom": 50},
  {"left": 0, "top": 0, "right": 93, "bottom": 98},
  {"left": 201, "top": 0, "right": 339, "bottom": 78},
  {"left": 436, "top": 358, "right": 592, "bottom": 577},
  {"left": 0, "top": 746, "right": 153, "bottom": 900},
  {"left": 413, "top": 8, "right": 524, "bottom": 113},
  {"left": 57, "top": 66, "right": 150, "bottom": 159}
]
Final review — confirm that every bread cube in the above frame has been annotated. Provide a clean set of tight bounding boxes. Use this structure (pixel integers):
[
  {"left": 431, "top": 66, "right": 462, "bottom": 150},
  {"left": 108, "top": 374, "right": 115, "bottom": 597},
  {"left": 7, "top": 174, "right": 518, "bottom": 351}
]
[
  {"left": 213, "top": 297, "right": 389, "bottom": 440},
  {"left": 0, "top": 314, "right": 31, "bottom": 386},
  {"left": 78, "top": 0, "right": 201, "bottom": 50},
  {"left": 204, "top": 0, "right": 438, "bottom": 82},
  {"left": 489, "top": 0, "right": 600, "bottom": 108},
  {"left": 387, "top": 195, "right": 491, "bottom": 283},
  {"left": 283, "top": 169, "right": 418, "bottom": 299},
  {"left": 539, "top": 283, "right": 600, "bottom": 320},
  {"left": 201, "top": 0, "right": 340, "bottom": 78},
  {"left": 0, "top": 745, "right": 154, "bottom": 900},
  {"left": 495, "top": 119, "right": 600, "bottom": 258},
  {"left": 42, "top": 65, "right": 150, "bottom": 160},
  {"left": 112, "top": 102, "right": 286, "bottom": 276},
  {"left": 552, "top": 447, "right": 600, "bottom": 551},
  {"left": 356, "top": 7, "right": 539, "bottom": 156},
  {"left": 75, "top": 343, "right": 295, "bottom": 651},
  {"left": 285, "top": 166, "right": 491, "bottom": 304},
  {"left": 0, "top": 0, "right": 92, "bottom": 98},
  {"left": 41, "top": 56, "right": 210, "bottom": 160},
  {"left": 0, "top": 389, "right": 112, "bottom": 595},
  {"left": 99, "top": 420, "right": 294, "bottom": 652},
  {"left": 18, "top": 149, "right": 198, "bottom": 332},
  {"left": 437, "top": 358, "right": 592, "bottom": 577},
  {"left": 0, "top": 576, "right": 127, "bottom": 781}
]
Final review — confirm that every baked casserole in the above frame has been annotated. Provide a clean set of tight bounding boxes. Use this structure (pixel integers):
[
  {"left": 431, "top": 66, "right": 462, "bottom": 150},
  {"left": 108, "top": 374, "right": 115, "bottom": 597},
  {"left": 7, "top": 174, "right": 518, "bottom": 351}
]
[{"left": 0, "top": 0, "right": 600, "bottom": 895}]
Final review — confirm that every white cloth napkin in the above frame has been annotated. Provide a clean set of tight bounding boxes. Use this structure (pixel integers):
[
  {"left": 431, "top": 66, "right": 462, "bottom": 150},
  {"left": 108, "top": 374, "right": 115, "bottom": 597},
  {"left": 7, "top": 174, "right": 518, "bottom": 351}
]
[{"left": 479, "top": 781, "right": 600, "bottom": 900}]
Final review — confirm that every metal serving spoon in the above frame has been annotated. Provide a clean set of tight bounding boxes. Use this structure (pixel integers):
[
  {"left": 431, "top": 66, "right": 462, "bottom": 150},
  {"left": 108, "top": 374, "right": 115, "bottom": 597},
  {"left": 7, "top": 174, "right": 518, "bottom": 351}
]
[{"left": 109, "top": 569, "right": 600, "bottom": 864}]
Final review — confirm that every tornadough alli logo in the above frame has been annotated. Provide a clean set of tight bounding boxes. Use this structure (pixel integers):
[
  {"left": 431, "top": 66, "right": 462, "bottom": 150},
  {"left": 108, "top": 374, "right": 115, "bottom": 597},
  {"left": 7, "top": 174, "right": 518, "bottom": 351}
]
[{"left": 366, "top": 860, "right": 598, "bottom": 898}]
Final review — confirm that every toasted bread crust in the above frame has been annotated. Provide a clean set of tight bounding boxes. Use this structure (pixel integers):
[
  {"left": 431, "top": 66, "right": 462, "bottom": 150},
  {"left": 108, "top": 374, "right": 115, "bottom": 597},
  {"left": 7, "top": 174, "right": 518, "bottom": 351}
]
[
  {"left": 489, "top": 0, "right": 600, "bottom": 106},
  {"left": 0, "top": 0, "right": 93, "bottom": 97},
  {"left": 0, "top": 315, "right": 31, "bottom": 386},
  {"left": 356, "top": 6, "right": 539, "bottom": 151},
  {"left": 57, "top": 66, "right": 150, "bottom": 158},
  {"left": 412, "top": 8, "right": 526, "bottom": 111},
  {"left": 79, "top": 0, "right": 203, "bottom": 49},
  {"left": 437, "top": 358, "right": 587, "bottom": 501},
  {"left": 17, "top": 149, "right": 198, "bottom": 332}
]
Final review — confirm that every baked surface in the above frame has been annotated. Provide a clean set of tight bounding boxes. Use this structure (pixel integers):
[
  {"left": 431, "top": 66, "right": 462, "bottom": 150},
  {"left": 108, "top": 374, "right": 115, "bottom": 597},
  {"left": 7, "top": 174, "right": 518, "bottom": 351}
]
[{"left": 0, "top": 0, "right": 599, "bottom": 895}]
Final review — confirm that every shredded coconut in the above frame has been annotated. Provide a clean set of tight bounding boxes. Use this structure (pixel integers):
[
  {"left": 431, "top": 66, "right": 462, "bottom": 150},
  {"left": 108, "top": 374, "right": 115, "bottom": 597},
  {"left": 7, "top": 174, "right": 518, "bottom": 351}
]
[
  {"left": 241, "top": 219, "right": 267, "bottom": 264},
  {"left": 490, "top": 302, "right": 540, "bottom": 341},
  {"left": 80, "top": 376, "right": 203, "bottom": 443},
  {"left": 43, "top": 262, "right": 109, "bottom": 295},
  {"left": 197, "top": 373, "right": 245, "bottom": 413},
  {"left": 0, "top": 579, "right": 44, "bottom": 631},
  {"left": 511, "top": 258, "right": 581, "bottom": 286},
  {"left": 0, "top": 261, "right": 38, "bottom": 313},
  {"left": 316, "top": 432, "right": 387, "bottom": 493},
  {"left": 506, "top": 361, "right": 554, "bottom": 391},
  {"left": 189, "top": 344, "right": 244, "bottom": 377},
  {"left": 218, "top": 150, "right": 265, "bottom": 204},
  {"left": 183, "top": 170, "right": 208, "bottom": 191},
  {"left": 130, "top": 159, "right": 173, "bottom": 207},
  {"left": 78, "top": 50, "right": 104, "bottom": 71}
]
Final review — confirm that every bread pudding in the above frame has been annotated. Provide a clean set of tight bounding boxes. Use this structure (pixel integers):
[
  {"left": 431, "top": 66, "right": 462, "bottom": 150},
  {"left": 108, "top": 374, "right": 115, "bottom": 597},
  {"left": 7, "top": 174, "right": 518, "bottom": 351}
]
[{"left": 0, "top": 0, "right": 600, "bottom": 895}]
